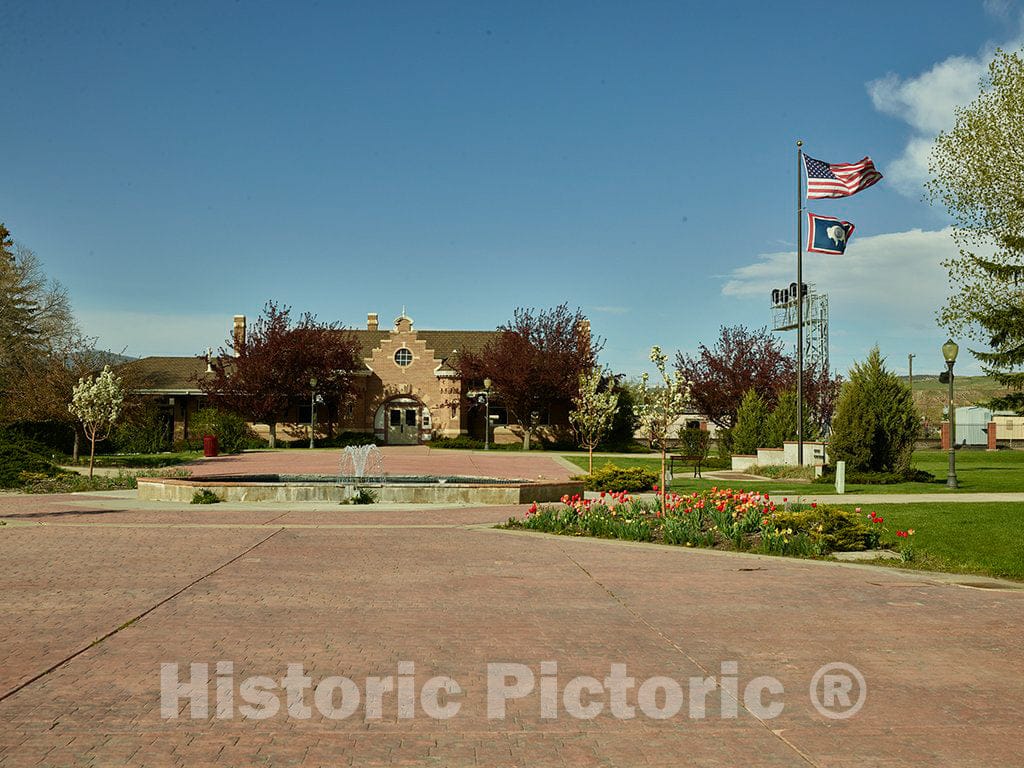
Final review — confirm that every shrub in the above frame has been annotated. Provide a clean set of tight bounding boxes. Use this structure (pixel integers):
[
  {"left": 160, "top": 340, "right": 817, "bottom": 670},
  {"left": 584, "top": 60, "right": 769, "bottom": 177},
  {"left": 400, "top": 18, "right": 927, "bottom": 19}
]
[
  {"left": 3, "top": 422, "right": 76, "bottom": 456},
  {"left": 351, "top": 487, "right": 377, "bottom": 504},
  {"left": 319, "top": 431, "right": 383, "bottom": 448},
  {"left": 767, "top": 507, "right": 880, "bottom": 552},
  {"left": 813, "top": 467, "right": 935, "bottom": 486},
  {"left": 0, "top": 444, "right": 63, "bottom": 489},
  {"left": 576, "top": 464, "right": 657, "bottom": 492},
  {"left": 0, "top": 427, "right": 66, "bottom": 462},
  {"left": 109, "top": 402, "right": 172, "bottom": 454},
  {"left": 731, "top": 390, "right": 768, "bottom": 454},
  {"left": 17, "top": 467, "right": 190, "bottom": 494},
  {"left": 830, "top": 347, "right": 919, "bottom": 472},
  {"left": 748, "top": 463, "right": 815, "bottom": 480},
  {"left": 677, "top": 428, "right": 711, "bottom": 459},
  {"left": 190, "top": 489, "right": 222, "bottom": 504},
  {"left": 188, "top": 409, "right": 260, "bottom": 454},
  {"left": 430, "top": 435, "right": 486, "bottom": 450}
]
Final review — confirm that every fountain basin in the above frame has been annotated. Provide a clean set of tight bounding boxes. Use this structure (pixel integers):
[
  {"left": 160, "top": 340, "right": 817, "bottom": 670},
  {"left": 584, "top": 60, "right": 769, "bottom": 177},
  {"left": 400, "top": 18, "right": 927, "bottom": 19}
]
[{"left": 137, "top": 474, "right": 583, "bottom": 505}]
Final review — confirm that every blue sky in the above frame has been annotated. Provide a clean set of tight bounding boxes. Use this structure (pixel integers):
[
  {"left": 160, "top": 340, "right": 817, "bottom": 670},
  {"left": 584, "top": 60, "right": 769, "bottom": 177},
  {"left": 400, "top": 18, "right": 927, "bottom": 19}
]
[{"left": 2, "top": 0, "right": 1021, "bottom": 376}]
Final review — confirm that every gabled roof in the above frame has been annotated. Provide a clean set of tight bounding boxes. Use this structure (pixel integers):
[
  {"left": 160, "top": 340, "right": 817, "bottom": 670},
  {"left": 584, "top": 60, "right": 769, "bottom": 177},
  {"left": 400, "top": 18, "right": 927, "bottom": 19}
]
[
  {"left": 118, "top": 329, "right": 500, "bottom": 394},
  {"left": 119, "top": 356, "right": 212, "bottom": 394}
]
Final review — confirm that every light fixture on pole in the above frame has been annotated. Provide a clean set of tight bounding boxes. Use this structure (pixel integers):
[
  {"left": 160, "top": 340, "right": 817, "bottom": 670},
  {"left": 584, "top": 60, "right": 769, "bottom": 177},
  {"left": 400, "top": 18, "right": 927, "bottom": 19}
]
[
  {"left": 941, "top": 340, "right": 958, "bottom": 489},
  {"left": 309, "top": 376, "right": 318, "bottom": 450},
  {"left": 483, "top": 378, "right": 492, "bottom": 451}
]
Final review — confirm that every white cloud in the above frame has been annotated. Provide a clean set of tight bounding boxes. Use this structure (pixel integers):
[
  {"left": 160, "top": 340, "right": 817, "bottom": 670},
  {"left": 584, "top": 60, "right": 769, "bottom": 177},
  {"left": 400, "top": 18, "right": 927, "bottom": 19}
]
[
  {"left": 76, "top": 309, "right": 229, "bottom": 359},
  {"left": 867, "top": 32, "right": 1024, "bottom": 196},
  {"left": 984, "top": 0, "right": 1012, "bottom": 20},
  {"left": 722, "top": 228, "right": 992, "bottom": 374}
]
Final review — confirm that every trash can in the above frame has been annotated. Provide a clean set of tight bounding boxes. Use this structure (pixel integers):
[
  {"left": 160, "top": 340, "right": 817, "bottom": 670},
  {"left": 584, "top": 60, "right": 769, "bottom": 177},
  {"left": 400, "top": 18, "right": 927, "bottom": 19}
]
[{"left": 203, "top": 434, "right": 219, "bottom": 457}]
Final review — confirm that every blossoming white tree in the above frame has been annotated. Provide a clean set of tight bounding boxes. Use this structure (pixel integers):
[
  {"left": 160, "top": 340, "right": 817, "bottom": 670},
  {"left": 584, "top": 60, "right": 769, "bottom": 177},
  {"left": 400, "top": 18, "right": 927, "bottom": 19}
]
[
  {"left": 68, "top": 365, "right": 125, "bottom": 478},
  {"left": 569, "top": 368, "right": 619, "bottom": 474},
  {"left": 636, "top": 346, "right": 691, "bottom": 513}
]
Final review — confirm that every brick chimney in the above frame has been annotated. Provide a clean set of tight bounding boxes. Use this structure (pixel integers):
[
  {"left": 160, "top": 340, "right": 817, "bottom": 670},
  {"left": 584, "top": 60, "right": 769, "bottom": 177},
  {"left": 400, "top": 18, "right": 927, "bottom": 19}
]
[
  {"left": 233, "top": 315, "right": 246, "bottom": 356},
  {"left": 367, "top": 312, "right": 379, "bottom": 331}
]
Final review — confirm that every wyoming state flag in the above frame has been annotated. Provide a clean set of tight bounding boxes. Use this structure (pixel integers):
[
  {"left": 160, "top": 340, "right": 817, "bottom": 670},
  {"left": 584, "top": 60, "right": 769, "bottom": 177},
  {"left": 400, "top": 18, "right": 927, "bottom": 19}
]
[{"left": 807, "top": 212, "right": 855, "bottom": 255}]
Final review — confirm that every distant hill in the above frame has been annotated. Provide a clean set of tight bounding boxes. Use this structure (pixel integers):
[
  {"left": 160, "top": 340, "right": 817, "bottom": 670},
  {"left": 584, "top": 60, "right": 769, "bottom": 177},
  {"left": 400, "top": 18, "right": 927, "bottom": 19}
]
[
  {"left": 89, "top": 350, "right": 136, "bottom": 366},
  {"left": 65, "top": 349, "right": 137, "bottom": 370},
  {"left": 902, "top": 374, "right": 1014, "bottom": 422}
]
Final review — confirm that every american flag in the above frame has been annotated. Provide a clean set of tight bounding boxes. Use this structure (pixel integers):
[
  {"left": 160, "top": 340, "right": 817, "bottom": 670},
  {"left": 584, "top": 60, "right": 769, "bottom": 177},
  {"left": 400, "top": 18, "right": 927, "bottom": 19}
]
[{"left": 803, "top": 154, "right": 883, "bottom": 199}]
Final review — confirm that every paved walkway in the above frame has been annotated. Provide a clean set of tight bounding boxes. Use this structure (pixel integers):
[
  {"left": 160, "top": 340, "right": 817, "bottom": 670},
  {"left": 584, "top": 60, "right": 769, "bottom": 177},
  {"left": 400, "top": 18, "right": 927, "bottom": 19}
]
[{"left": 1, "top": 486, "right": 1023, "bottom": 766}]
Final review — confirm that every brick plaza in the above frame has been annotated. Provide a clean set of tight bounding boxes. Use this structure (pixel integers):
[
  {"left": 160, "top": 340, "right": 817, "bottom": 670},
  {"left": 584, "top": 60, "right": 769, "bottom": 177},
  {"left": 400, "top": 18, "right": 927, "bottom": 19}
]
[{"left": 1, "top": 454, "right": 1022, "bottom": 766}]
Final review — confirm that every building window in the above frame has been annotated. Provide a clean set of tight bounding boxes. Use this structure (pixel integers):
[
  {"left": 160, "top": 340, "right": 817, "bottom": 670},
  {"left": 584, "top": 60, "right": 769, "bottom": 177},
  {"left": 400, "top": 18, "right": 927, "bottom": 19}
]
[{"left": 394, "top": 348, "right": 413, "bottom": 367}]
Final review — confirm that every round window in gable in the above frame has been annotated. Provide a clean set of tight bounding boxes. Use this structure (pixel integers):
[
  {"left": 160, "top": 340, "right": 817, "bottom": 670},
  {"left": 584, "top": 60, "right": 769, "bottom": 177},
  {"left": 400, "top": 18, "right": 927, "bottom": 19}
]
[{"left": 394, "top": 348, "right": 413, "bottom": 367}]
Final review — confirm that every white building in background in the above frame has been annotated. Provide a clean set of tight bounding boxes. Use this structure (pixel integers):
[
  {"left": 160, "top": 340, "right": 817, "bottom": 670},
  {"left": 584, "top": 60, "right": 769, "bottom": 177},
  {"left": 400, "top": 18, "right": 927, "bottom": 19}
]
[{"left": 955, "top": 406, "right": 992, "bottom": 447}]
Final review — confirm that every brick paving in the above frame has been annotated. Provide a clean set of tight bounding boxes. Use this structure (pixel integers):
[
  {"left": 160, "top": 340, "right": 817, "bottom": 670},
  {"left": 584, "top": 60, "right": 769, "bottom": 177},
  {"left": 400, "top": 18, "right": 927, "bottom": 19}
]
[{"left": 1, "top": 483, "right": 1023, "bottom": 766}]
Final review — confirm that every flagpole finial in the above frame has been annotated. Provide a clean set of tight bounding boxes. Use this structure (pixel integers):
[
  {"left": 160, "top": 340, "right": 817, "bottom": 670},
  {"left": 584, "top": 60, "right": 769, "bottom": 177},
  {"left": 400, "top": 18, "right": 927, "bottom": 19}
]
[{"left": 796, "top": 140, "right": 803, "bottom": 147}]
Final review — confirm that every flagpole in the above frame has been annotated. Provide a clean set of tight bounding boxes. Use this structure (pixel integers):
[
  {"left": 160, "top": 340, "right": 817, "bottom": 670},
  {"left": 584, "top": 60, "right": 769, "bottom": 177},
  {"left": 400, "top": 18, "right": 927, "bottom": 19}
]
[{"left": 796, "top": 140, "right": 804, "bottom": 467}]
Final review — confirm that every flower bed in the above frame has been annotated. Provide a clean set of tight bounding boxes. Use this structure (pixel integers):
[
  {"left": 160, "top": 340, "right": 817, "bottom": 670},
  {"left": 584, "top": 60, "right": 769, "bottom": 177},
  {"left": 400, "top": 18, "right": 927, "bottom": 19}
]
[{"left": 506, "top": 488, "right": 916, "bottom": 560}]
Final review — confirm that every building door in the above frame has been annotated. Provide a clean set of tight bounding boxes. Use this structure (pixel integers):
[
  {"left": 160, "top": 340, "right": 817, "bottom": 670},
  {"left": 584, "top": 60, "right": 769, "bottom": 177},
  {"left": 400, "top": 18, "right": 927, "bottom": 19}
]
[{"left": 387, "top": 405, "right": 419, "bottom": 445}]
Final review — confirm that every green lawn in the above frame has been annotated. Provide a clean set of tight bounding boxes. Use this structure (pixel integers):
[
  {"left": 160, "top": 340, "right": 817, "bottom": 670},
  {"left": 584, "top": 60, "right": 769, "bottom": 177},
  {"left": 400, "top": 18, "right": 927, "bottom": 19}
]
[
  {"left": 831, "top": 502, "right": 1024, "bottom": 581},
  {"left": 563, "top": 450, "right": 1024, "bottom": 495},
  {"left": 82, "top": 451, "right": 201, "bottom": 468}
]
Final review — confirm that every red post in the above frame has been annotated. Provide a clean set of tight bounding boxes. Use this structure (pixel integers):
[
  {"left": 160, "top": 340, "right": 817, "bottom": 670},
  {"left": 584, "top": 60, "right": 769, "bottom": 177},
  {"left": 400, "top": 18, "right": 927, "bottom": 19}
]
[
  {"left": 941, "top": 421, "right": 951, "bottom": 451},
  {"left": 988, "top": 421, "right": 998, "bottom": 451}
]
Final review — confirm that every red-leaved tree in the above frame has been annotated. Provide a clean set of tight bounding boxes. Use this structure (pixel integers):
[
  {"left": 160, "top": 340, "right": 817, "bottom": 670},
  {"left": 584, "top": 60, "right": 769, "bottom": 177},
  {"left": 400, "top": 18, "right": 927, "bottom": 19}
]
[
  {"left": 675, "top": 325, "right": 795, "bottom": 431},
  {"left": 676, "top": 325, "right": 842, "bottom": 436},
  {"left": 456, "top": 304, "right": 601, "bottom": 449},
  {"left": 199, "top": 301, "right": 361, "bottom": 447}
]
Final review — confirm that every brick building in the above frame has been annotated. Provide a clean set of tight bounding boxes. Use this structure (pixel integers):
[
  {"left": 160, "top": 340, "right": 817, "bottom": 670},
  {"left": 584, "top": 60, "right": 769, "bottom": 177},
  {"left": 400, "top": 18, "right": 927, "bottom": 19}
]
[{"left": 121, "top": 311, "right": 574, "bottom": 446}]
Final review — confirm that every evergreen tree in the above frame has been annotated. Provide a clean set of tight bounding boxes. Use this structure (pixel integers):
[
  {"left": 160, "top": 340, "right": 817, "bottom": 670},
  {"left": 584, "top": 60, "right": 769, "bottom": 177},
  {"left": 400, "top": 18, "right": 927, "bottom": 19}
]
[
  {"left": 972, "top": 258, "right": 1024, "bottom": 412},
  {"left": 731, "top": 389, "right": 768, "bottom": 455},
  {"left": 829, "top": 348, "right": 919, "bottom": 473},
  {"left": 764, "top": 390, "right": 818, "bottom": 448}
]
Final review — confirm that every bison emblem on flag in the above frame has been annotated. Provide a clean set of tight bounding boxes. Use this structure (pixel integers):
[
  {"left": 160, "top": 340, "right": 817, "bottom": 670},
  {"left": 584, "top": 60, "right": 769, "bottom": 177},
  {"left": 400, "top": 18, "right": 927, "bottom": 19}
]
[{"left": 807, "top": 212, "right": 855, "bottom": 255}]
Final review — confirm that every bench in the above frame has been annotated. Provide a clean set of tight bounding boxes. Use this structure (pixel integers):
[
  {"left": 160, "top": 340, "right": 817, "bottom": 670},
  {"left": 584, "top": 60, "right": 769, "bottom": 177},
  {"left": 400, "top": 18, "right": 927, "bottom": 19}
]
[{"left": 669, "top": 454, "right": 704, "bottom": 478}]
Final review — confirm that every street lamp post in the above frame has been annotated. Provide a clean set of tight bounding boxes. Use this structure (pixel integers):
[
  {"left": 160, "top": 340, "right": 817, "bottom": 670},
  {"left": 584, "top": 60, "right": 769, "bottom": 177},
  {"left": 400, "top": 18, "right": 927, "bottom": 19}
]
[
  {"left": 942, "top": 340, "right": 958, "bottom": 489},
  {"left": 309, "top": 376, "right": 318, "bottom": 450},
  {"left": 483, "top": 378, "right": 492, "bottom": 451}
]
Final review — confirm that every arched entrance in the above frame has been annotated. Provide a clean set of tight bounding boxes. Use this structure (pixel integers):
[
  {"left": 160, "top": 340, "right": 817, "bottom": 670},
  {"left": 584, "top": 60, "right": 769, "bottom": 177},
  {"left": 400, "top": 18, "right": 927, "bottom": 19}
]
[{"left": 373, "top": 397, "right": 432, "bottom": 445}]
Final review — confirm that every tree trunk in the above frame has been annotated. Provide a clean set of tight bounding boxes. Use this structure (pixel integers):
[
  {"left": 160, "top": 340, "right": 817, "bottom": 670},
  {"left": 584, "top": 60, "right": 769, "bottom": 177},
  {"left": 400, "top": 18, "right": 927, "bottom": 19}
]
[
  {"left": 268, "top": 422, "right": 277, "bottom": 449},
  {"left": 588, "top": 445, "right": 594, "bottom": 474},
  {"left": 72, "top": 429, "right": 80, "bottom": 463},
  {"left": 522, "top": 427, "right": 531, "bottom": 451},
  {"left": 660, "top": 445, "right": 667, "bottom": 516},
  {"left": 88, "top": 434, "right": 96, "bottom": 479}
]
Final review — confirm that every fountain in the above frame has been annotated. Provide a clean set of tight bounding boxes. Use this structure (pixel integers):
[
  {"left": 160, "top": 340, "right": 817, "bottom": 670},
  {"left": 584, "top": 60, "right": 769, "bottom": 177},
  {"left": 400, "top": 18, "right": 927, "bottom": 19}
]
[
  {"left": 137, "top": 444, "right": 583, "bottom": 504},
  {"left": 339, "top": 444, "right": 385, "bottom": 483}
]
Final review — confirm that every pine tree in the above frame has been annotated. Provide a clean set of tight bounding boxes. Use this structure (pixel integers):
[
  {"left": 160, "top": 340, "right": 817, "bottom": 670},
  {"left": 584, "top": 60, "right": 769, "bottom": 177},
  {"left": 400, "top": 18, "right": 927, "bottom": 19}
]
[
  {"left": 829, "top": 348, "right": 919, "bottom": 473},
  {"left": 764, "top": 389, "right": 818, "bottom": 448},
  {"left": 731, "top": 389, "right": 768, "bottom": 455},
  {"left": 971, "top": 257, "right": 1024, "bottom": 412}
]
